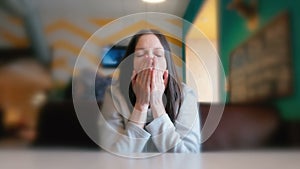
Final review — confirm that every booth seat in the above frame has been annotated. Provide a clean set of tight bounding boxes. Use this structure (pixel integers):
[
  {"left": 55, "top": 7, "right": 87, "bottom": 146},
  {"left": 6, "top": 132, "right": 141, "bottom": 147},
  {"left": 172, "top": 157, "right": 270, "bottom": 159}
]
[
  {"left": 199, "top": 103, "right": 280, "bottom": 151},
  {"left": 34, "top": 101, "right": 282, "bottom": 151}
]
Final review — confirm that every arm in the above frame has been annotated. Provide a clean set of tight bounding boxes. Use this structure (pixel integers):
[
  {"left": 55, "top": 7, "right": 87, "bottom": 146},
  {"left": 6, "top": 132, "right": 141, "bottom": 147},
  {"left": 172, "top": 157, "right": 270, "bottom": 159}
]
[
  {"left": 146, "top": 85, "right": 201, "bottom": 153},
  {"left": 100, "top": 58, "right": 155, "bottom": 154},
  {"left": 99, "top": 86, "right": 151, "bottom": 154}
]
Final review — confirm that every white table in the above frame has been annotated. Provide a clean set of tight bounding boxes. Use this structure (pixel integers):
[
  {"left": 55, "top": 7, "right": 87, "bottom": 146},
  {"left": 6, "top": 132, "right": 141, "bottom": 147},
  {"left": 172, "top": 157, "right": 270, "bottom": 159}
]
[{"left": 0, "top": 149, "right": 299, "bottom": 169}]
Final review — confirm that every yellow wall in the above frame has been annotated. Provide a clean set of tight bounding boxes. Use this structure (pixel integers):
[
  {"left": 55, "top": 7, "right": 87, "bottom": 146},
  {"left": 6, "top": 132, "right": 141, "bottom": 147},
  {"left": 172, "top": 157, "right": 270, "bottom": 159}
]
[{"left": 0, "top": 11, "right": 184, "bottom": 87}]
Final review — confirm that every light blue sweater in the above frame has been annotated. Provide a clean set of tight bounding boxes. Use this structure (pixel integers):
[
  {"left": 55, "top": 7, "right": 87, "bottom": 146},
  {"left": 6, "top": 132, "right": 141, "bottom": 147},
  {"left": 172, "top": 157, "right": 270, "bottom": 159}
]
[{"left": 99, "top": 83, "right": 201, "bottom": 155}]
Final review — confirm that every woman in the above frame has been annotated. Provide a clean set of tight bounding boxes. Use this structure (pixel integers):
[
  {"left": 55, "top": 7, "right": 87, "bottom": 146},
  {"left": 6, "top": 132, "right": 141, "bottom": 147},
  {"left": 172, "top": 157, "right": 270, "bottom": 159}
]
[{"left": 99, "top": 29, "right": 200, "bottom": 154}]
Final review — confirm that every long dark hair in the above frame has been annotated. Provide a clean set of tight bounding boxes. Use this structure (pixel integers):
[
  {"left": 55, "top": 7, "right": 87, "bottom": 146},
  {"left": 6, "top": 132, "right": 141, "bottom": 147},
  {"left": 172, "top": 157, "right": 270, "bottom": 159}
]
[{"left": 119, "top": 29, "right": 182, "bottom": 123}]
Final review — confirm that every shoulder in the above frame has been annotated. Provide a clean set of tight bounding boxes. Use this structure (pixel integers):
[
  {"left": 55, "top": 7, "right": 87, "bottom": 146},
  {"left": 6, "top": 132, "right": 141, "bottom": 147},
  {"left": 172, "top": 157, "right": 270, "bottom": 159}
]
[
  {"left": 102, "top": 82, "right": 131, "bottom": 118},
  {"left": 181, "top": 82, "right": 197, "bottom": 99},
  {"left": 103, "top": 82, "right": 125, "bottom": 106},
  {"left": 176, "top": 83, "right": 200, "bottom": 127},
  {"left": 178, "top": 83, "right": 198, "bottom": 113},
  {"left": 105, "top": 82, "right": 121, "bottom": 97}
]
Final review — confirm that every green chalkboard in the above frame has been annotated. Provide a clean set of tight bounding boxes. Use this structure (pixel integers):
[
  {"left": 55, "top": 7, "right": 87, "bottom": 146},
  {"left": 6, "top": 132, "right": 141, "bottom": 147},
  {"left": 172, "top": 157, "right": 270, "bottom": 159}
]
[{"left": 229, "top": 12, "right": 293, "bottom": 103}]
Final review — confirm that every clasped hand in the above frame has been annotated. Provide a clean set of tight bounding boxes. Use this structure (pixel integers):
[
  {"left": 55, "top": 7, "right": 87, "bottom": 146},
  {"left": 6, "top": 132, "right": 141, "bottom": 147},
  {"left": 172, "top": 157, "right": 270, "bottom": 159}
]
[{"left": 131, "top": 57, "right": 168, "bottom": 112}]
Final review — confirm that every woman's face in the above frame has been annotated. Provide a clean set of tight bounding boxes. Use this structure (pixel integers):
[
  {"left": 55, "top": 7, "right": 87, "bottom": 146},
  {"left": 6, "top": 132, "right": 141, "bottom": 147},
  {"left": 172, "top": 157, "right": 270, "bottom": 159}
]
[{"left": 133, "top": 34, "right": 167, "bottom": 72}]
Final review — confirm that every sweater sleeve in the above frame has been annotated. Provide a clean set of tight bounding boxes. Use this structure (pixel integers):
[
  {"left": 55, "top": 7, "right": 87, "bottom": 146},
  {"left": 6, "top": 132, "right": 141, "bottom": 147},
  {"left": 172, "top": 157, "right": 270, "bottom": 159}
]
[
  {"left": 145, "top": 84, "right": 201, "bottom": 153},
  {"left": 98, "top": 87, "right": 151, "bottom": 154}
]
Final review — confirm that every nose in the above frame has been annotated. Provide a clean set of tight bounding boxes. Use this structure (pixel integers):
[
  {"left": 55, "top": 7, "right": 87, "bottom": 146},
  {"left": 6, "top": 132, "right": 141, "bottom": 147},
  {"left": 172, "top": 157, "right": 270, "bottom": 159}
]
[
  {"left": 144, "top": 51, "right": 154, "bottom": 66},
  {"left": 146, "top": 50, "right": 154, "bottom": 58}
]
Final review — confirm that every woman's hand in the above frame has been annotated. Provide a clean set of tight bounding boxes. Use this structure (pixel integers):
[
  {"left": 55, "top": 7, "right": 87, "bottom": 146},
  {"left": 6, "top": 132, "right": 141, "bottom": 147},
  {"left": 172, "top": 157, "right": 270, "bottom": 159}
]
[
  {"left": 150, "top": 58, "right": 168, "bottom": 118},
  {"left": 131, "top": 58, "right": 152, "bottom": 112}
]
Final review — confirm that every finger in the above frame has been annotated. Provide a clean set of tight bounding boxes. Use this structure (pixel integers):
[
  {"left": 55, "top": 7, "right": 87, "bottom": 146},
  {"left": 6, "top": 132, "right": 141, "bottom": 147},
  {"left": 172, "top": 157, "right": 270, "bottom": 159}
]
[
  {"left": 139, "top": 69, "right": 145, "bottom": 84},
  {"left": 151, "top": 58, "right": 157, "bottom": 90},
  {"left": 154, "top": 57, "right": 164, "bottom": 83},
  {"left": 163, "top": 70, "right": 169, "bottom": 87},
  {"left": 143, "top": 59, "right": 152, "bottom": 84},
  {"left": 132, "top": 77, "right": 136, "bottom": 86},
  {"left": 153, "top": 57, "right": 158, "bottom": 69},
  {"left": 146, "top": 68, "right": 151, "bottom": 90},
  {"left": 153, "top": 69, "right": 161, "bottom": 91},
  {"left": 151, "top": 67, "right": 155, "bottom": 91},
  {"left": 141, "top": 60, "right": 149, "bottom": 85},
  {"left": 139, "top": 60, "right": 148, "bottom": 83},
  {"left": 131, "top": 70, "right": 137, "bottom": 80},
  {"left": 147, "top": 57, "right": 153, "bottom": 70},
  {"left": 136, "top": 69, "right": 144, "bottom": 87}
]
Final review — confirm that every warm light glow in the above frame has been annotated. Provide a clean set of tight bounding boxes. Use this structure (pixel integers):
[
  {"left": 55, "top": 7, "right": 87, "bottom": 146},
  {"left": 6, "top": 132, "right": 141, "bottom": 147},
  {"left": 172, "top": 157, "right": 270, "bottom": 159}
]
[
  {"left": 188, "top": 0, "right": 218, "bottom": 40},
  {"left": 142, "top": 0, "right": 166, "bottom": 3}
]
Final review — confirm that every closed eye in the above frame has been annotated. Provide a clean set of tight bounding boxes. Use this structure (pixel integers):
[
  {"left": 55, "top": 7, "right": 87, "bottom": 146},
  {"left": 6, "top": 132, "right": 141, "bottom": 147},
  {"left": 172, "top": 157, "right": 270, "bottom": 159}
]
[
  {"left": 134, "top": 50, "right": 145, "bottom": 57},
  {"left": 153, "top": 49, "right": 164, "bottom": 57}
]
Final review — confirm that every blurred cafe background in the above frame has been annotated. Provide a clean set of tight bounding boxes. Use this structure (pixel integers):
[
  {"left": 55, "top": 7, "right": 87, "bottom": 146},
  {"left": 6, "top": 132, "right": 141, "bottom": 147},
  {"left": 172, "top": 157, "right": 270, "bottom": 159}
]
[{"left": 0, "top": 0, "right": 299, "bottom": 151}]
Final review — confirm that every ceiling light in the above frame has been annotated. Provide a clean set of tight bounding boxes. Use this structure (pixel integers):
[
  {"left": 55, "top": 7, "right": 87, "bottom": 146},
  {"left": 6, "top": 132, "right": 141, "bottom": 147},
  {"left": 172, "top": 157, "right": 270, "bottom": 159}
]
[{"left": 142, "top": 0, "right": 166, "bottom": 4}]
